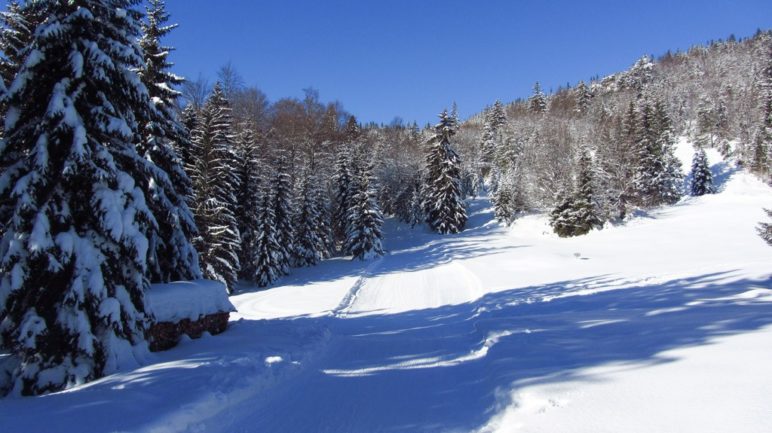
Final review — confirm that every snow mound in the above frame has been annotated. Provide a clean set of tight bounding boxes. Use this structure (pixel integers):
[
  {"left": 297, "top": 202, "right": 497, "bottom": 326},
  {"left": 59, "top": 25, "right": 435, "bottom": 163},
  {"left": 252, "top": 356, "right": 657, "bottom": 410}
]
[{"left": 147, "top": 280, "right": 236, "bottom": 322}]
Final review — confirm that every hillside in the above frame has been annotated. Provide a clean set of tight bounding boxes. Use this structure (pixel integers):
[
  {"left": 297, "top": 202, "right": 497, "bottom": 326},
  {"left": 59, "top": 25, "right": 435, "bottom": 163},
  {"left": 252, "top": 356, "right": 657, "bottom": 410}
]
[{"left": 2, "top": 140, "right": 770, "bottom": 433}]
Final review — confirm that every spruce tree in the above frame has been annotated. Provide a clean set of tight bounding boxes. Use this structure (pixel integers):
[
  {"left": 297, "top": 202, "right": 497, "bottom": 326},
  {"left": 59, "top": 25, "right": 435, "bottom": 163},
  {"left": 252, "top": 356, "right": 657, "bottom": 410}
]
[
  {"left": 270, "top": 155, "right": 294, "bottom": 275},
  {"left": 0, "top": 0, "right": 159, "bottom": 395},
  {"left": 480, "top": 100, "right": 507, "bottom": 175},
  {"left": 293, "top": 169, "right": 326, "bottom": 267},
  {"left": 689, "top": 148, "right": 714, "bottom": 196},
  {"left": 0, "top": 1, "right": 47, "bottom": 91},
  {"left": 631, "top": 100, "right": 682, "bottom": 207},
  {"left": 529, "top": 82, "right": 547, "bottom": 114},
  {"left": 252, "top": 185, "right": 282, "bottom": 287},
  {"left": 314, "top": 178, "right": 334, "bottom": 259},
  {"left": 549, "top": 146, "right": 602, "bottom": 237},
  {"left": 178, "top": 104, "right": 198, "bottom": 170},
  {"left": 632, "top": 102, "right": 661, "bottom": 206},
  {"left": 345, "top": 158, "right": 385, "bottom": 260},
  {"left": 234, "top": 128, "right": 261, "bottom": 279},
  {"left": 190, "top": 83, "right": 241, "bottom": 291},
  {"left": 653, "top": 99, "right": 684, "bottom": 205},
  {"left": 0, "top": 0, "right": 46, "bottom": 163},
  {"left": 333, "top": 149, "right": 353, "bottom": 250},
  {"left": 138, "top": 0, "right": 200, "bottom": 283},
  {"left": 423, "top": 110, "right": 467, "bottom": 234},
  {"left": 574, "top": 80, "right": 591, "bottom": 114}
]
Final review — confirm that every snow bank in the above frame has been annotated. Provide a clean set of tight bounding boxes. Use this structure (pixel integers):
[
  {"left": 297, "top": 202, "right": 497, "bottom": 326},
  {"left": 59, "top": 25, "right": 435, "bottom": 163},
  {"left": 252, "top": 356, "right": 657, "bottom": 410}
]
[{"left": 147, "top": 280, "right": 236, "bottom": 323}]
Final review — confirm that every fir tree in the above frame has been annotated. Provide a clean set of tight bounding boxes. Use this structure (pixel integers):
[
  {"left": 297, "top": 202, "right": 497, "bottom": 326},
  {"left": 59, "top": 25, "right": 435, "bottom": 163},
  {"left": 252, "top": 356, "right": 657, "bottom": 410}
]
[
  {"left": 270, "top": 155, "right": 294, "bottom": 274},
  {"left": 549, "top": 146, "right": 602, "bottom": 237},
  {"left": 314, "top": 178, "right": 334, "bottom": 259},
  {"left": 653, "top": 99, "right": 684, "bottom": 205},
  {"left": 333, "top": 148, "right": 354, "bottom": 250},
  {"left": 344, "top": 115, "right": 361, "bottom": 142},
  {"left": 138, "top": 0, "right": 200, "bottom": 283},
  {"left": 0, "top": 1, "right": 46, "bottom": 90},
  {"left": 574, "top": 80, "right": 591, "bottom": 114},
  {"left": 178, "top": 104, "right": 198, "bottom": 170},
  {"left": 423, "top": 110, "right": 467, "bottom": 234},
  {"left": 345, "top": 158, "right": 384, "bottom": 260},
  {"left": 0, "top": 0, "right": 159, "bottom": 395},
  {"left": 480, "top": 100, "right": 507, "bottom": 174},
  {"left": 689, "top": 148, "right": 714, "bottom": 196},
  {"left": 190, "top": 83, "right": 241, "bottom": 291},
  {"left": 293, "top": 169, "right": 327, "bottom": 267},
  {"left": 631, "top": 99, "right": 682, "bottom": 207},
  {"left": 529, "top": 82, "right": 547, "bottom": 114},
  {"left": 234, "top": 128, "right": 261, "bottom": 278},
  {"left": 252, "top": 186, "right": 282, "bottom": 287}
]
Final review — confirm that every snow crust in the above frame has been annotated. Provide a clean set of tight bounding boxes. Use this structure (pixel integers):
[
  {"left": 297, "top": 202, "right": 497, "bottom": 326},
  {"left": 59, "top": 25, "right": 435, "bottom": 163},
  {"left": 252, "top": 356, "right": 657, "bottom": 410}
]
[{"left": 147, "top": 280, "right": 235, "bottom": 322}]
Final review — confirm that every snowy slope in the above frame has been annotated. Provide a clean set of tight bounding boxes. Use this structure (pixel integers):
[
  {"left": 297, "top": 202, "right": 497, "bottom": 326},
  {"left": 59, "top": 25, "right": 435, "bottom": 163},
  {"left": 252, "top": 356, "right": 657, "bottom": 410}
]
[{"left": 2, "top": 140, "right": 772, "bottom": 433}]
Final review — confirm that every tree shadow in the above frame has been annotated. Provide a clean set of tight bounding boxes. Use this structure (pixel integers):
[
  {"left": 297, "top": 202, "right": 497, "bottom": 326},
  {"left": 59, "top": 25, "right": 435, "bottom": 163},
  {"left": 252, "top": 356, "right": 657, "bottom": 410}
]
[
  {"left": 244, "top": 271, "right": 772, "bottom": 432},
  {"left": 4, "top": 272, "right": 770, "bottom": 433}
]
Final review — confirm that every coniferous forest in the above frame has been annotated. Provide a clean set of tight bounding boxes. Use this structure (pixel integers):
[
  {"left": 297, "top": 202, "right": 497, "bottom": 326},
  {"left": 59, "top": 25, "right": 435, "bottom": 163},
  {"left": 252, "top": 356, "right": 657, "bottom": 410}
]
[{"left": 0, "top": 0, "right": 771, "bottom": 404}]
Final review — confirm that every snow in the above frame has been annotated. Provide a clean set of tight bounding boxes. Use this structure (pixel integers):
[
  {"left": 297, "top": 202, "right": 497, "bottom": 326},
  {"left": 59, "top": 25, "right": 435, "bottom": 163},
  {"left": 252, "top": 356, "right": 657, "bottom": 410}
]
[
  {"left": 2, "top": 139, "right": 772, "bottom": 432},
  {"left": 147, "top": 280, "right": 235, "bottom": 322}
]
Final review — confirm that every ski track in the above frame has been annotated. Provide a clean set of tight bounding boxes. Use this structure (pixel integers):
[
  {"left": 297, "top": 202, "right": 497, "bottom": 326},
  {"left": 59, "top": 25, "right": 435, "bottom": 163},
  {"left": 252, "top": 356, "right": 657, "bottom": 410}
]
[{"left": 332, "top": 254, "right": 387, "bottom": 318}]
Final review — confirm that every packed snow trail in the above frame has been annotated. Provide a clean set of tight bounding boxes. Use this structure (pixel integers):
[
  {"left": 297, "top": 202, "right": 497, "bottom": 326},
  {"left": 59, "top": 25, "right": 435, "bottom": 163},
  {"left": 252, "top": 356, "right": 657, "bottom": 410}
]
[{"left": 2, "top": 145, "right": 772, "bottom": 433}]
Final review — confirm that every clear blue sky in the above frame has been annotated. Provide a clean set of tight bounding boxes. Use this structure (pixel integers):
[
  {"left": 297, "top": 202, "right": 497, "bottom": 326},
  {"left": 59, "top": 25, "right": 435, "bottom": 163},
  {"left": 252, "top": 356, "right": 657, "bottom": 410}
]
[
  {"left": 160, "top": 0, "right": 771, "bottom": 125},
  {"left": 7, "top": 0, "right": 772, "bottom": 125}
]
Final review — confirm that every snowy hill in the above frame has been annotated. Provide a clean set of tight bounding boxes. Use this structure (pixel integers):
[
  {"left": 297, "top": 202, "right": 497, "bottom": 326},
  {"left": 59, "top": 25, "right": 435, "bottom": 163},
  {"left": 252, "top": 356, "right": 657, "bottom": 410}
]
[{"left": 2, "top": 141, "right": 771, "bottom": 433}]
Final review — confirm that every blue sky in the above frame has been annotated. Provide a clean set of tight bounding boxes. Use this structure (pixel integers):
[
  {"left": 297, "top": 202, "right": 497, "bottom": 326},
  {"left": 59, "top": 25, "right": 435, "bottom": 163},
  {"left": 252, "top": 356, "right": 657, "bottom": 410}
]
[
  {"left": 6, "top": 0, "right": 772, "bottom": 124},
  {"left": 159, "top": 0, "right": 770, "bottom": 125}
]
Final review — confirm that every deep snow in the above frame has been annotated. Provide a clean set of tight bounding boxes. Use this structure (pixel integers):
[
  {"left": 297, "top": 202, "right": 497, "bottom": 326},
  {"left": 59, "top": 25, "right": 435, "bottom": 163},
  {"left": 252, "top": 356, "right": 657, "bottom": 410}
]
[{"left": 2, "top": 142, "right": 772, "bottom": 433}]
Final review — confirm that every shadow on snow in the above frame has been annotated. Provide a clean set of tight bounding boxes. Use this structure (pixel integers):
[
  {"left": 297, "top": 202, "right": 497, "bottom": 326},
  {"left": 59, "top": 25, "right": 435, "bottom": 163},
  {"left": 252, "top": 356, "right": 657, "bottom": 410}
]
[{"left": 244, "top": 270, "right": 772, "bottom": 432}]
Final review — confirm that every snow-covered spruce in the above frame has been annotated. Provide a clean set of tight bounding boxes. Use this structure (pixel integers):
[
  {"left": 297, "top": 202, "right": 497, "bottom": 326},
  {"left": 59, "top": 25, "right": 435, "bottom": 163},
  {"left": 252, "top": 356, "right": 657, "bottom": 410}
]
[
  {"left": 189, "top": 83, "right": 241, "bottom": 292},
  {"left": 423, "top": 110, "right": 467, "bottom": 234},
  {"left": 550, "top": 146, "right": 603, "bottom": 237},
  {"left": 345, "top": 156, "right": 384, "bottom": 260},
  {"left": 252, "top": 185, "right": 283, "bottom": 287},
  {"left": 631, "top": 98, "right": 683, "bottom": 208},
  {"left": 528, "top": 81, "right": 548, "bottom": 114},
  {"left": 270, "top": 154, "right": 294, "bottom": 275},
  {"left": 234, "top": 128, "right": 262, "bottom": 279},
  {"left": 138, "top": 0, "right": 201, "bottom": 284},
  {"left": 479, "top": 100, "right": 507, "bottom": 173},
  {"left": 574, "top": 80, "right": 592, "bottom": 114},
  {"left": 293, "top": 167, "right": 330, "bottom": 267},
  {"left": 689, "top": 148, "right": 714, "bottom": 196},
  {"left": 333, "top": 148, "right": 354, "bottom": 252},
  {"left": 0, "top": 1, "right": 48, "bottom": 234},
  {"left": 0, "top": 0, "right": 162, "bottom": 396}
]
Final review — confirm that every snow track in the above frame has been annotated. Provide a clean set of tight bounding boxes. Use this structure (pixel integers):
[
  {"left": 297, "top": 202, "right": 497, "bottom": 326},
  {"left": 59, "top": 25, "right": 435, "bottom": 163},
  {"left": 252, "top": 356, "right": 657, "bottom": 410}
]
[{"left": 332, "top": 255, "right": 386, "bottom": 318}]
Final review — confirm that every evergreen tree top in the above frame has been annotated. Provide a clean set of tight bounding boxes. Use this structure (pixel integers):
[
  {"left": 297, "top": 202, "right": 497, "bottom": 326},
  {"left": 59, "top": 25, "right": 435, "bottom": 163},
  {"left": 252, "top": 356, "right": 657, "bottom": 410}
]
[{"left": 434, "top": 109, "right": 458, "bottom": 140}]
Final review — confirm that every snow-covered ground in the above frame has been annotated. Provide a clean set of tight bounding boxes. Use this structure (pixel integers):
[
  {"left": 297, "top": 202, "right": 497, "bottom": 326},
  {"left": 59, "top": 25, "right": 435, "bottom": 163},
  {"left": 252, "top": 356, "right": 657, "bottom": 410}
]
[{"left": 2, "top": 142, "right": 772, "bottom": 433}]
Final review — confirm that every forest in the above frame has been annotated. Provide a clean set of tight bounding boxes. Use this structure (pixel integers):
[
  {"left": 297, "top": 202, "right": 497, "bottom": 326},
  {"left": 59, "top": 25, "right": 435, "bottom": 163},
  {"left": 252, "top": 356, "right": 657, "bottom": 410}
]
[{"left": 0, "top": 0, "right": 770, "bottom": 397}]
